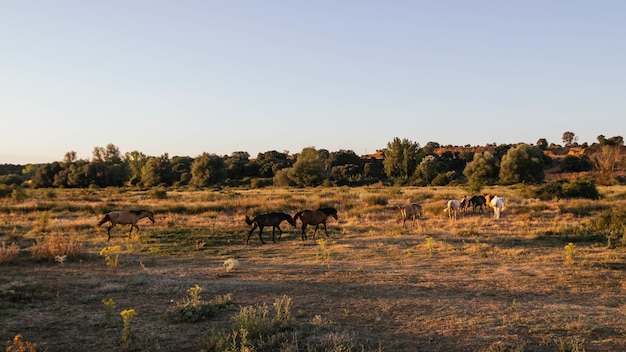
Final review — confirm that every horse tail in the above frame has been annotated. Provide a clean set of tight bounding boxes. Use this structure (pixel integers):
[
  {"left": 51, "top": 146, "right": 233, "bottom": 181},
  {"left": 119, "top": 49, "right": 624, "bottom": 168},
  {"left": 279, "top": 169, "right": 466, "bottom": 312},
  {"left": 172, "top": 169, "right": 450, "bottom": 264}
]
[
  {"left": 97, "top": 214, "right": 111, "bottom": 230},
  {"left": 244, "top": 215, "right": 254, "bottom": 226}
]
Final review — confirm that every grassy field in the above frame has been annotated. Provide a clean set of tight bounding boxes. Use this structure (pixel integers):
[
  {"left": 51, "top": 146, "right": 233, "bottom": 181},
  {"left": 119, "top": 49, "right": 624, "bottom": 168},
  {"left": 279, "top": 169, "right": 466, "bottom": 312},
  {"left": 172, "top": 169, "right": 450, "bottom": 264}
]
[{"left": 1, "top": 185, "right": 625, "bottom": 352}]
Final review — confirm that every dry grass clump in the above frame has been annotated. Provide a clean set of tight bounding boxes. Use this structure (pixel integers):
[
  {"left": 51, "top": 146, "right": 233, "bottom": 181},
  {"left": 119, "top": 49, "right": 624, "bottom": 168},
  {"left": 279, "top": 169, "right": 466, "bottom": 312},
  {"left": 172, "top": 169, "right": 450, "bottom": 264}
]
[
  {"left": 0, "top": 241, "right": 20, "bottom": 264},
  {"left": 30, "top": 232, "right": 83, "bottom": 260}
]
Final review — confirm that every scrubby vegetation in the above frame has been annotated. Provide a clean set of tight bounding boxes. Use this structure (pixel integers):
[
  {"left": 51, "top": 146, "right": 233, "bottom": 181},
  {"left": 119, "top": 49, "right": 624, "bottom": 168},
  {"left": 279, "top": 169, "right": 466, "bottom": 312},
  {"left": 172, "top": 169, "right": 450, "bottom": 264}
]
[{"left": 1, "top": 185, "right": 625, "bottom": 351}]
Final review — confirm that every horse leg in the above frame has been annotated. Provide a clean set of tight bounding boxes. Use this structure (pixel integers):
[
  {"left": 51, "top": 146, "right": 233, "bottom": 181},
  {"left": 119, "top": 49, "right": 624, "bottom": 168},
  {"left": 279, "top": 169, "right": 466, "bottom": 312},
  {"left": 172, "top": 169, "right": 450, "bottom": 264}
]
[
  {"left": 271, "top": 226, "right": 277, "bottom": 243},
  {"left": 275, "top": 225, "right": 283, "bottom": 241},
  {"left": 246, "top": 224, "right": 258, "bottom": 244},
  {"left": 107, "top": 226, "right": 112, "bottom": 241},
  {"left": 313, "top": 224, "right": 320, "bottom": 238},
  {"left": 258, "top": 226, "right": 266, "bottom": 244},
  {"left": 301, "top": 224, "right": 307, "bottom": 240},
  {"left": 323, "top": 222, "right": 329, "bottom": 237}
]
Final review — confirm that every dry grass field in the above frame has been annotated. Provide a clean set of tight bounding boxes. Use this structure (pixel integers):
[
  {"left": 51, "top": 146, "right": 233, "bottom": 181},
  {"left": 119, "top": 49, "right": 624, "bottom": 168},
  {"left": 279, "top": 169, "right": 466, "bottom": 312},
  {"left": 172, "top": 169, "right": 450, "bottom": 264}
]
[{"left": 1, "top": 186, "right": 625, "bottom": 352}]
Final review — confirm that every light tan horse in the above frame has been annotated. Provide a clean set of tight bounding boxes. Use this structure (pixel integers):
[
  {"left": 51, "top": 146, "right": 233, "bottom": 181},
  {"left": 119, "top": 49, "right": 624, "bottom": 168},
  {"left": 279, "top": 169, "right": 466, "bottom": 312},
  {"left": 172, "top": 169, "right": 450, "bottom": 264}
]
[
  {"left": 97, "top": 210, "right": 155, "bottom": 241},
  {"left": 484, "top": 194, "right": 506, "bottom": 219},
  {"left": 398, "top": 203, "right": 422, "bottom": 227},
  {"left": 443, "top": 199, "right": 462, "bottom": 221}
]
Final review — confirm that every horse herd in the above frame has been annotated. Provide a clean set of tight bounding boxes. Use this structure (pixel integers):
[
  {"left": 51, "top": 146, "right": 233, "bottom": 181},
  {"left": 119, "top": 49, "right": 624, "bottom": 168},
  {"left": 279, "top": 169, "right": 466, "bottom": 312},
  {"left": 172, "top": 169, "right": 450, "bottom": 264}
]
[
  {"left": 96, "top": 207, "right": 339, "bottom": 245},
  {"left": 440, "top": 194, "right": 506, "bottom": 222},
  {"left": 96, "top": 194, "right": 506, "bottom": 244}
]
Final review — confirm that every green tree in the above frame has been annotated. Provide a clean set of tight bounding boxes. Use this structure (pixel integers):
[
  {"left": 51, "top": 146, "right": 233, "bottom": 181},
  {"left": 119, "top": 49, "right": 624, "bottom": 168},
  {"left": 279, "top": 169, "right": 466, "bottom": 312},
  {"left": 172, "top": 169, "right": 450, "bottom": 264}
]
[
  {"left": 171, "top": 156, "right": 193, "bottom": 186},
  {"left": 190, "top": 153, "right": 227, "bottom": 187},
  {"left": 125, "top": 151, "right": 148, "bottom": 185},
  {"left": 536, "top": 138, "right": 548, "bottom": 150},
  {"left": 413, "top": 155, "right": 442, "bottom": 185},
  {"left": 256, "top": 150, "right": 291, "bottom": 178},
  {"left": 288, "top": 147, "right": 327, "bottom": 187},
  {"left": 142, "top": 154, "right": 174, "bottom": 187},
  {"left": 383, "top": 138, "right": 420, "bottom": 181},
  {"left": 562, "top": 131, "right": 577, "bottom": 147},
  {"left": 499, "top": 143, "right": 545, "bottom": 185},
  {"left": 463, "top": 152, "right": 498, "bottom": 191}
]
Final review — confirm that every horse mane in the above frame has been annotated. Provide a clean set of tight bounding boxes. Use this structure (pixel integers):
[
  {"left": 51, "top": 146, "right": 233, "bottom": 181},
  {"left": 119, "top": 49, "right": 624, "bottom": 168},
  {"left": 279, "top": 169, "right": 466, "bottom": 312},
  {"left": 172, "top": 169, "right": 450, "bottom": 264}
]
[
  {"left": 293, "top": 210, "right": 305, "bottom": 220},
  {"left": 129, "top": 210, "right": 150, "bottom": 215},
  {"left": 317, "top": 207, "right": 337, "bottom": 216}
]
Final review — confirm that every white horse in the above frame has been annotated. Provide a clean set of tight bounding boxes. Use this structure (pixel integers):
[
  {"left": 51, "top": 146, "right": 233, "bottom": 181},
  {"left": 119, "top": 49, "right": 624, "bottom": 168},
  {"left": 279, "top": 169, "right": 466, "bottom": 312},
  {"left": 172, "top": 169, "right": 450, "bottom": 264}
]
[
  {"left": 398, "top": 203, "right": 422, "bottom": 227},
  {"left": 443, "top": 199, "right": 461, "bottom": 221},
  {"left": 484, "top": 194, "right": 506, "bottom": 219}
]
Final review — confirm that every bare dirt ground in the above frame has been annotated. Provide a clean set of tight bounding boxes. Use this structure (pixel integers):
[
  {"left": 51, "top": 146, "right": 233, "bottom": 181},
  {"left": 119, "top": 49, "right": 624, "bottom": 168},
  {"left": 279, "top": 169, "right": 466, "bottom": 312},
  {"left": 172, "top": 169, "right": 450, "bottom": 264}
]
[{"left": 1, "top": 189, "right": 626, "bottom": 351}]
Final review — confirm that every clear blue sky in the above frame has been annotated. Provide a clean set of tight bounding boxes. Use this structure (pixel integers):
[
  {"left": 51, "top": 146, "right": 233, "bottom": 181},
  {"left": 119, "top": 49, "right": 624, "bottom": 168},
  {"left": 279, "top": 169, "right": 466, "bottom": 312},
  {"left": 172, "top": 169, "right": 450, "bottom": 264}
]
[{"left": 1, "top": 1, "right": 624, "bottom": 164}]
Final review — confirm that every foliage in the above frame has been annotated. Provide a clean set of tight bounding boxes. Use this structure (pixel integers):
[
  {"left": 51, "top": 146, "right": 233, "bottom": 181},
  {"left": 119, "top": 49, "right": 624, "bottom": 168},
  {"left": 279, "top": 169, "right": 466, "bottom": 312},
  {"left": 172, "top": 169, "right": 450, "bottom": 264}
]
[
  {"left": 99, "top": 245, "right": 122, "bottom": 272},
  {"left": 383, "top": 137, "right": 420, "bottom": 181},
  {"left": 589, "top": 145, "right": 625, "bottom": 185},
  {"left": 191, "top": 153, "right": 227, "bottom": 187},
  {"left": 562, "top": 177, "right": 600, "bottom": 199},
  {"left": 590, "top": 209, "right": 626, "bottom": 248},
  {"left": 499, "top": 143, "right": 545, "bottom": 184},
  {"left": 31, "top": 233, "right": 83, "bottom": 261},
  {"left": 288, "top": 147, "right": 328, "bottom": 187},
  {"left": 167, "top": 284, "right": 232, "bottom": 322},
  {"left": 102, "top": 298, "right": 117, "bottom": 327},
  {"left": 560, "top": 155, "right": 592, "bottom": 173},
  {"left": 564, "top": 242, "right": 576, "bottom": 264},
  {"left": 0, "top": 241, "right": 20, "bottom": 264},
  {"left": 5, "top": 334, "right": 38, "bottom": 352},
  {"left": 463, "top": 152, "right": 498, "bottom": 189},
  {"left": 142, "top": 154, "right": 174, "bottom": 187},
  {"left": 120, "top": 309, "right": 137, "bottom": 347}
]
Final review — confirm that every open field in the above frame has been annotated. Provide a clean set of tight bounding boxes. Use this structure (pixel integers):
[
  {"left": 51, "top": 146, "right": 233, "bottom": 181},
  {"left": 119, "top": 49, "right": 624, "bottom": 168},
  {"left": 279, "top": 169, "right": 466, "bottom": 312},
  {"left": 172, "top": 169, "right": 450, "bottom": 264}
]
[{"left": 1, "top": 186, "right": 625, "bottom": 351}]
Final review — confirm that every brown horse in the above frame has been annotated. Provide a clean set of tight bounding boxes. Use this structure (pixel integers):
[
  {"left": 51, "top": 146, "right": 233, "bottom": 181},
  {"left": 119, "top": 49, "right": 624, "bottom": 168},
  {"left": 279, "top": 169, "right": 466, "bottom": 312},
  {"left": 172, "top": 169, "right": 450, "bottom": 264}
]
[
  {"left": 293, "top": 207, "right": 338, "bottom": 240},
  {"left": 245, "top": 212, "right": 296, "bottom": 244},
  {"left": 97, "top": 210, "right": 155, "bottom": 241}
]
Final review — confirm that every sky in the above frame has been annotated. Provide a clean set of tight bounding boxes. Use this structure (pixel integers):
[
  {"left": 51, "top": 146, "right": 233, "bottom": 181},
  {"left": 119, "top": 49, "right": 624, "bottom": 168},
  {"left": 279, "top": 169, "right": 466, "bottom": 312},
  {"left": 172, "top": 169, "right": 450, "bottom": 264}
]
[{"left": 1, "top": 1, "right": 625, "bottom": 164}]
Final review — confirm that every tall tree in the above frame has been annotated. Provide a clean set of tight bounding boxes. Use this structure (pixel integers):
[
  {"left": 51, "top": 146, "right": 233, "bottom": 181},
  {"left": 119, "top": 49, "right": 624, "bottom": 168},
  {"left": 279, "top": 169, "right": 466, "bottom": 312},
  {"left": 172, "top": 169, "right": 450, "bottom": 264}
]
[
  {"left": 463, "top": 152, "right": 498, "bottom": 191},
  {"left": 288, "top": 147, "right": 327, "bottom": 187},
  {"left": 383, "top": 138, "right": 420, "bottom": 181},
  {"left": 142, "top": 154, "right": 174, "bottom": 187},
  {"left": 562, "top": 131, "right": 578, "bottom": 147},
  {"left": 499, "top": 143, "right": 545, "bottom": 185},
  {"left": 190, "top": 153, "right": 227, "bottom": 187}
]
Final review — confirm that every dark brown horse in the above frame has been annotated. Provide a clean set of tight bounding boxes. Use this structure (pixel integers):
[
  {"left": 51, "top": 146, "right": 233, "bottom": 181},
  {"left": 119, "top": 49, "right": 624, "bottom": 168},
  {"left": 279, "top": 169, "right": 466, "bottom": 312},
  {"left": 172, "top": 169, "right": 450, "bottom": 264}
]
[
  {"left": 97, "top": 210, "right": 155, "bottom": 241},
  {"left": 468, "top": 195, "right": 487, "bottom": 213},
  {"left": 245, "top": 212, "right": 296, "bottom": 244},
  {"left": 293, "top": 207, "right": 338, "bottom": 240}
]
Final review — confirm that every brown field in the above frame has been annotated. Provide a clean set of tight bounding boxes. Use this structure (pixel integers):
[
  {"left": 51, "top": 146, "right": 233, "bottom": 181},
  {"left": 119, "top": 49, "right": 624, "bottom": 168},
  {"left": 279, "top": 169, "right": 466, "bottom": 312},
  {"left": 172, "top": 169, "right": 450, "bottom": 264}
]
[{"left": 1, "top": 186, "right": 625, "bottom": 352}]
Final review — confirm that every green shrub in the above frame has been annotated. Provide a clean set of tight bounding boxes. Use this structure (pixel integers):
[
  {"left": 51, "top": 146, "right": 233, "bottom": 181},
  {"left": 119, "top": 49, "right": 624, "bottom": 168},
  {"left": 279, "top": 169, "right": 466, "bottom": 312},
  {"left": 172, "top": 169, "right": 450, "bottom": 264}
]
[
  {"left": 562, "top": 177, "right": 600, "bottom": 199},
  {"left": 591, "top": 209, "right": 626, "bottom": 247}
]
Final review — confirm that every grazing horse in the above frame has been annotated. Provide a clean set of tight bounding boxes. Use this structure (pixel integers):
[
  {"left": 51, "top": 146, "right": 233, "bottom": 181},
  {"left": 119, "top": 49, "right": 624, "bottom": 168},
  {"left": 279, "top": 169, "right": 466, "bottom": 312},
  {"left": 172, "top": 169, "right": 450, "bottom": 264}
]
[
  {"left": 398, "top": 203, "right": 422, "bottom": 227},
  {"left": 293, "top": 207, "right": 338, "bottom": 240},
  {"left": 443, "top": 200, "right": 461, "bottom": 221},
  {"left": 468, "top": 195, "right": 487, "bottom": 213},
  {"left": 484, "top": 194, "right": 506, "bottom": 219},
  {"left": 97, "top": 210, "right": 155, "bottom": 241},
  {"left": 459, "top": 195, "right": 468, "bottom": 213},
  {"left": 245, "top": 212, "right": 295, "bottom": 244}
]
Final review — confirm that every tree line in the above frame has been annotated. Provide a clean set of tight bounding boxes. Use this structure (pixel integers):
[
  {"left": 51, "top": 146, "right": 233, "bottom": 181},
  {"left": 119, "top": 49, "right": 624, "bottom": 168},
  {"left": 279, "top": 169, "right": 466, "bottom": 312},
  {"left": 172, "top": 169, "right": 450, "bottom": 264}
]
[{"left": 0, "top": 132, "right": 624, "bottom": 191}]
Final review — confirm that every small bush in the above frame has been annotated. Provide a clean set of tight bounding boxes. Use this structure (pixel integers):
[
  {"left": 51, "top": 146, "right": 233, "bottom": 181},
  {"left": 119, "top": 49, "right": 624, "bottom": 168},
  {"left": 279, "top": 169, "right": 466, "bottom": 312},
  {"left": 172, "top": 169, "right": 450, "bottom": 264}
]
[
  {"left": 167, "top": 284, "right": 232, "bottom": 322},
  {"left": 0, "top": 241, "right": 20, "bottom": 264},
  {"left": 363, "top": 194, "right": 388, "bottom": 206},
  {"left": 30, "top": 233, "right": 83, "bottom": 261},
  {"left": 149, "top": 187, "right": 168, "bottom": 199},
  {"left": 591, "top": 209, "right": 626, "bottom": 248},
  {"left": 562, "top": 177, "right": 600, "bottom": 199},
  {"left": 5, "top": 334, "right": 38, "bottom": 352}
]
